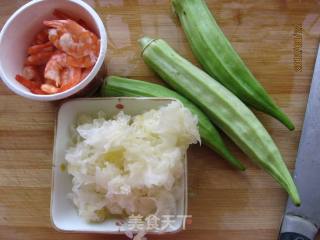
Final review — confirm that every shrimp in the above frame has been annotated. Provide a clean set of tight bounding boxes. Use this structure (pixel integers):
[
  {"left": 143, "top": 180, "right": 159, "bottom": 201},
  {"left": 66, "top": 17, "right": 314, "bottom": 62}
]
[
  {"left": 44, "top": 19, "right": 99, "bottom": 58},
  {"left": 26, "top": 51, "right": 54, "bottom": 66},
  {"left": 40, "top": 67, "right": 81, "bottom": 94},
  {"left": 61, "top": 67, "right": 80, "bottom": 83},
  {"left": 22, "top": 66, "right": 37, "bottom": 80},
  {"left": 22, "top": 66, "right": 43, "bottom": 84},
  {"left": 15, "top": 74, "right": 42, "bottom": 93},
  {"left": 34, "top": 28, "right": 49, "bottom": 45},
  {"left": 40, "top": 84, "right": 59, "bottom": 94},
  {"left": 59, "top": 73, "right": 82, "bottom": 93},
  {"left": 44, "top": 53, "right": 67, "bottom": 86},
  {"left": 60, "top": 66, "right": 81, "bottom": 89},
  {"left": 81, "top": 67, "right": 93, "bottom": 80},
  {"left": 44, "top": 52, "right": 81, "bottom": 87},
  {"left": 28, "top": 42, "right": 54, "bottom": 55},
  {"left": 16, "top": 12, "right": 98, "bottom": 95},
  {"left": 66, "top": 54, "right": 96, "bottom": 68},
  {"left": 52, "top": 65, "right": 82, "bottom": 93}
]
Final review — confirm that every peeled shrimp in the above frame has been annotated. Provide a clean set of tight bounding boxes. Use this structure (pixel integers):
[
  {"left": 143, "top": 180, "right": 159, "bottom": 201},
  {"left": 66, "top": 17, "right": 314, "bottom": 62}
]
[
  {"left": 44, "top": 19, "right": 99, "bottom": 58},
  {"left": 22, "top": 66, "right": 43, "bottom": 84},
  {"left": 15, "top": 74, "right": 45, "bottom": 94},
  {"left": 81, "top": 67, "right": 93, "bottom": 80},
  {"left": 44, "top": 53, "right": 66, "bottom": 86},
  {"left": 44, "top": 52, "right": 81, "bottom": 87},
  {"left": 58, "top": 66, "right": 82, "bottom": 92},
  {"left": 17, "top": 11, "right": 100, "bottom": 95},
  {"left": 66, "top": 54, "right": 96, "bottom": 68},
  {"left": 22, "top": 66, "right": 37, "bottom": 80},
  {"left": 60, "top": 67, "right": 81, "bottom": 84},
  {"left": 26, "top": 51, "right": 54, "bottom": 66},
  {"left": 34, "top": 28, "right": 49, "bottom": 45},
  {"left": 40, "top": 84, "right": 59, "bottom": 94},
  {"left": 28, "top": 42, "right": 54, "bottom": 55}
]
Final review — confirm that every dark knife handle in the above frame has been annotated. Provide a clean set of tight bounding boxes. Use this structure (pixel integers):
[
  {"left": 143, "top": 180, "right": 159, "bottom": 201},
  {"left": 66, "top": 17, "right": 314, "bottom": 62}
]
[{"left": 279, "top": 232, "right": 311, "bottom": 240}]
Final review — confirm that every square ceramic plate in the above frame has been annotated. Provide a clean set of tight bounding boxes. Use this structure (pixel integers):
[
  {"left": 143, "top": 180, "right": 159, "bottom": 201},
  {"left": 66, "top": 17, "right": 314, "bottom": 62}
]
[{"left": 51, "top": 97, "right": 188, "bottom": 234}]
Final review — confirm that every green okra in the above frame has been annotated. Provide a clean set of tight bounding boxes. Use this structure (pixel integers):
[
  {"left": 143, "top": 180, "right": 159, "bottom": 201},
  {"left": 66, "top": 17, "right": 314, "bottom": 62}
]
[
  {"left": 139, "top": 36, "right": 300, "bottom": 205},
  {"left": 100, "top": 75, "right": 245, "bottom": 170},
  {"left": 171, "top": 0, "right": 295, "bottom": 131}
]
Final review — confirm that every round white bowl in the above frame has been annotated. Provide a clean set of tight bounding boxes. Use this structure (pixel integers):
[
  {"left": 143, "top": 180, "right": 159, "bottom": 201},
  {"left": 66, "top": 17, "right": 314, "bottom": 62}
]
[{"left": 0, "top": 0, "right": 107, "bottom": 101}]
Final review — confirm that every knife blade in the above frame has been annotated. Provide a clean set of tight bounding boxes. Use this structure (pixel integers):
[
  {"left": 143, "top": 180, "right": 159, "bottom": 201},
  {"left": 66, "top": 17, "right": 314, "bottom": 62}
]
[{"left": 279, "top": 44, "right": 320, "bottom": 240}]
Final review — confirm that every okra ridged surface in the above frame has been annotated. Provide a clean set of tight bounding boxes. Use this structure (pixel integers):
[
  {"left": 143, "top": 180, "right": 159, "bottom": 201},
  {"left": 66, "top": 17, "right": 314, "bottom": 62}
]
[
  {"left": 139, "top": 37, "right": 300, "bottom": 205},
  {"left": 171, "top": 0, "right": 295, "bottom": 131}
]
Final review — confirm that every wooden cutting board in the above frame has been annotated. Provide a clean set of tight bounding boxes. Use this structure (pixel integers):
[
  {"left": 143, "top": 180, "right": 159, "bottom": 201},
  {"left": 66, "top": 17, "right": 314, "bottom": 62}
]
[{"left": 1, "top": 0, "right": 320, "bottom": 239}]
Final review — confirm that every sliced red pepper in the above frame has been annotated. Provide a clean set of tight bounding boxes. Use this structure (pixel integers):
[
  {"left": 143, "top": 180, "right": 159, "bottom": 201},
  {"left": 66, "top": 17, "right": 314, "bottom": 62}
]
[
  {"left": 15, "top": 75, "right": 43, "bottom": 94},
  {"left": 30, "top": 88, "right": 48, "bottom": 95}
]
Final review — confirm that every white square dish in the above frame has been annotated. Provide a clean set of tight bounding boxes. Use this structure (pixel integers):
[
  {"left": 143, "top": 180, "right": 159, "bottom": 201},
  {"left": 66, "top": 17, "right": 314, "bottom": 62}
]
[{"left": 51, "top": 97, "right": 188, "bottom": 234}]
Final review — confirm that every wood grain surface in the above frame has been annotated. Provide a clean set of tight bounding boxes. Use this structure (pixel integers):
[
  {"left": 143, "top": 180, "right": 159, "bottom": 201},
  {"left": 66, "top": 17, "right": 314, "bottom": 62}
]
[{"left": 1, "top": 0, "right": 320, "bottom": 239}]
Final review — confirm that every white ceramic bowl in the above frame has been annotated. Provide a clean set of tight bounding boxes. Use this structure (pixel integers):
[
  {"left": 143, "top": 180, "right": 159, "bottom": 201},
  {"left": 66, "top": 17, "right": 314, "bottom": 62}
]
[
  {"left": 0, "top": 0, "right": 107, "bottom": 101},
  {"left": 52, "top": 97, "right": 188, "bottom": 234}
]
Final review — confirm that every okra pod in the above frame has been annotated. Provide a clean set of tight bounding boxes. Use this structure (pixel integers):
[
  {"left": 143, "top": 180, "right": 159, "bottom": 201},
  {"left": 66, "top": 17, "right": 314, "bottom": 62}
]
[
  {"left": 139, "top": 36, "right": 300, "bottom": 205},
  {"left": 171, "top": 0, "right": 295, "bottom": 130},
  {"left": 101, "top": 76, "right": 245, "bottom": 170}
]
